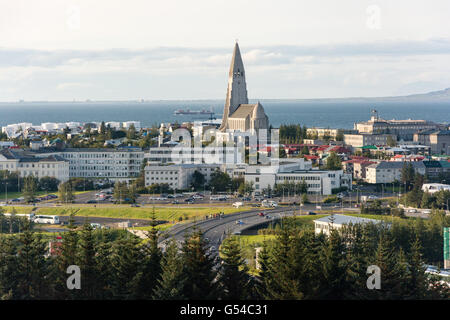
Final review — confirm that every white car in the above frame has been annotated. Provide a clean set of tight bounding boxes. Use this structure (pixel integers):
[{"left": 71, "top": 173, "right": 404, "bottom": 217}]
[{"left": 368, "top": 195, "right": 379, "bottom": 200}]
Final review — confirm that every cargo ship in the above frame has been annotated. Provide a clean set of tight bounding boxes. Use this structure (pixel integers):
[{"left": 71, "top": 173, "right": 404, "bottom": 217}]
[{"left": 174, "top": 108, "right": 214, "bottom": 116}]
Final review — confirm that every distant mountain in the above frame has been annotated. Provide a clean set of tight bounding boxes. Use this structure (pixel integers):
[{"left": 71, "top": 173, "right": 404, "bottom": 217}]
[{"left": 256, "top": 88, "right": 450, "bottom": 104}]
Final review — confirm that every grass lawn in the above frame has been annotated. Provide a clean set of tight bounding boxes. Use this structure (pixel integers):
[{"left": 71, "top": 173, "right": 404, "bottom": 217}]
[
  {"left": 130, "top": 223, "right": 175, "bottom": 232},
  {"left": 13, "top": 205, "right": 252, "bottom": 222},
  {"left": 0, "top": 190, "right": 91, "bottom": 201},
  {"left": 235, "top": 234, "right": 277, "bottom": 247}
]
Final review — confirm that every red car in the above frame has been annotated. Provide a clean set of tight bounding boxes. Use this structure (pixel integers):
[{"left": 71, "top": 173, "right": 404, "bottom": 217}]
[{"left": 257, "top": 212, "right": 265, "bottom": 217}]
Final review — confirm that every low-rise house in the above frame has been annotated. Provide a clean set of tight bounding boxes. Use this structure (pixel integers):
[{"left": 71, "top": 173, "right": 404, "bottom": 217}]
[
  {"left": 422, "top": 183, "right": 450, "bottom": 194},
  {"left": 342, "top": 158, "right": 377, "bottom": 180},
  {"left": 314, "top": 214, "right": 386, "bottom": 236}
]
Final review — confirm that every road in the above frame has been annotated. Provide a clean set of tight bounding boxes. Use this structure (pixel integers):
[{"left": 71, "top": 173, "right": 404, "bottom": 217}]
[{"left": 159, "top": 204, "right": 339, "bottom": 257}]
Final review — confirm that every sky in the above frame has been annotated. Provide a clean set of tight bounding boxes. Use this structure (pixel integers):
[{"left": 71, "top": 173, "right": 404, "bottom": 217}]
[{"left": 0, "top": 0, "right": 450, "bottom": 101}]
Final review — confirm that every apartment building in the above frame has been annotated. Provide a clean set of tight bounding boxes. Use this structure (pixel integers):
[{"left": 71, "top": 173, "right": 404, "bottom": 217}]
[
  {"left": 34, "top": 147, "right": 144, "bottom": 182},
  {"left": 144, "top": 164, "right": 220, "bottom": 190},
  {"left": 0, "top": 149, "right": 69, "bottom": 182},
  {"left": 145, "top": 146, "right": 244, "bottom": 165},
  {"left": 413, "top": 130, "right": 450, "bottom": 155},
  {"left": 365, "top": 161, "right": 426, "bottom": 184},
  {"left": 344, "top": 133, "right": 397, "bottom": 148}
]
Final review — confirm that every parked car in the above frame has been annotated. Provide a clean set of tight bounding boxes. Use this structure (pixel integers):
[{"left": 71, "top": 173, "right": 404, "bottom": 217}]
[
  {"left": 87, "top": 200, "right": 97, "bottom": 204},
  {"left": 308, "top": 212, "right": 317, "bottom": 215},
  {"left": 90, "top": 223, "right": 101, "bottom": 229}
]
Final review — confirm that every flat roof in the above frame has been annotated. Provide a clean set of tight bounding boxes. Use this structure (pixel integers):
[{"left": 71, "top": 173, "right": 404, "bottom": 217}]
[{"left": 314, "top": 214, "right": 384, "bottom": 226}]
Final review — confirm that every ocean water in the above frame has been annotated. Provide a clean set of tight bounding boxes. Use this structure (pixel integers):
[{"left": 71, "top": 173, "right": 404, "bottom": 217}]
[{"left": 0, "top": 100, "right": 449, "bottom": 129}]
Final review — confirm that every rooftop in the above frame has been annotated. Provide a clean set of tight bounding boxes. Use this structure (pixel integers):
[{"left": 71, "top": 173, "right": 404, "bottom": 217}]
[{"left": 314, "top": 214, "right": 384, "bottom": 226}]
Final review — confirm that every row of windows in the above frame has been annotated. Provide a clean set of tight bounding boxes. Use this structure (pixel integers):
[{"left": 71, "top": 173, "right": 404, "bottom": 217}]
[
  {"left": 147, "top": 177, "right": 178, "bottom": 181},
  {"left": 276, "top": 176, "right": 321, "bottom": 181},
  {"left": 0, "top": 163, "right": 58, "bottom": 169},
  {"left": 62, "top": 153, "right": 143, "bottom": 159}
]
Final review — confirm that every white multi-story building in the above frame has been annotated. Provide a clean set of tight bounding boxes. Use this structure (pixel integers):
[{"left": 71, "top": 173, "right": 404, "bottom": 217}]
[
  {"left": 365, "top": 161, "right": 426, "bottom": 184},
  {"left": 34, "top": 147, "right": 145, "bottom": 182},
  {"left": 122, "top": 121, "right": 141, "bottom": 131},
  {"left": 0, "top": 149, "right": 69, "bottom": 182},
  {"left": 145, "top": 146, "right": 245, "bottom": 165},
  {"left": 244, "top": 159, "right": 351, "bottom": 195},
  {"left": 144, "top": 164, "right": 220, "bottom": 190},
  {"left": 354, "top": 110, "right": 444, "bottom": 140}
]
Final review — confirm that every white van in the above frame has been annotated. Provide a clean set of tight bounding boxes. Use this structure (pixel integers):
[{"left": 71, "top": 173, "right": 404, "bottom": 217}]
[
  {"left": 262, "top": 200, "right": 278, "bottom": 207},
  {"left": 232, "top": 201, "right": 243, "bottom": 208}
]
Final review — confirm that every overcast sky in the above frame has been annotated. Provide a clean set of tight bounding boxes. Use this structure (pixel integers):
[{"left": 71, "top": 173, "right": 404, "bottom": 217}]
[{"left": 1, "top": 0, "right": 450, "bottom": 101}]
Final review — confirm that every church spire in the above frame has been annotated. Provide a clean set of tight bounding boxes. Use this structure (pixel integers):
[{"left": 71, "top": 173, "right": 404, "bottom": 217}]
[{"left": 220, "top": 42, "right": 249, "bottom": 131}]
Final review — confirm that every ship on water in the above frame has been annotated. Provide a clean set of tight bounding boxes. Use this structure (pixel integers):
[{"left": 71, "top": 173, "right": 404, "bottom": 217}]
[{"left": 174, "top": 107, "right": 214, "bottom": 116}]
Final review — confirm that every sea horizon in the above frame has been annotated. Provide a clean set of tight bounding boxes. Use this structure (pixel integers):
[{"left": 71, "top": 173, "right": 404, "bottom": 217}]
[{"left": 0, "top": 100, "right": 449, "bottom": 129}]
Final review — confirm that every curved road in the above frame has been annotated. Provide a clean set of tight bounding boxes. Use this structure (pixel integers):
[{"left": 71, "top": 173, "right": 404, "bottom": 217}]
[{"left": 160, "top": 205, "right": 318, "bottom": 257}]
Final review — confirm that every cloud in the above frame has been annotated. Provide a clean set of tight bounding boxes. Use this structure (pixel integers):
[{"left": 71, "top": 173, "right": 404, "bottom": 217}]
[
  {"left": 1, "top": 38, "right": 450, "bottom": 100},
  {"left": 2, "top": 38, "right": 450, "bottom": 69},
  {"left": 56, "top": 82, "right": 93, "bottom": 90}
]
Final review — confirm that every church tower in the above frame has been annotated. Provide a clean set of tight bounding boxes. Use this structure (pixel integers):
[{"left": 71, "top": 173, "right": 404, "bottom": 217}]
[{"left": 219, "top": 42, "right": 249, "bottom": 131}]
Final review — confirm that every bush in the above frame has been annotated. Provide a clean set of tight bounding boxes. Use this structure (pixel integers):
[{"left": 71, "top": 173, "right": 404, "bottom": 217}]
[{"left": 323, "top": 195, "right": 339, "bottom": 203}]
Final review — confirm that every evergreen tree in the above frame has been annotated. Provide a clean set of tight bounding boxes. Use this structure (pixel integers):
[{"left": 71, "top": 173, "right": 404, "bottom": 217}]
[
  {"left": 77, "top": 222, "right": 98, "bottom": 299},
  {"left": 15, "top": 224, "right": 50, "bottom": 299},
  {"left": 94, "top": 239, "right": 113, "bottom": 299},
  {"left": 263, "top": 222, "right": 304, "bottom": 299},
  {"left": 180, "top": 230, "right": 219, "bottom": 299},
  {"left": 0, "top": 236, "right": 18, "bottom": 299},
  {"left": 217, "top": 236, "right": 251, "bottom": 300},
  {"left": 254, "top": 240, "right": 271, "bottom": 299},
  {"left": 55, "top": 214, "right": 79, "bottom": 299},
  {"left": 405, "top": 235, "right": 428, "bottom": 299},
  {"left": 153, "top": 239, "right": 185, "bottom": 300},
  {"left": 110, "top": 236, "right": 142, "bottom": 299},
  {"left": 374, "top": 234, "right": 407, "bottom": 299},
  {"left": 317, "top": 229, "right": 348, "bottom": 299},
  {"left": 23, "top": 176, "right": 38, "bottom": 203},
  {"left": 133, "top": 212, "right": 162, "bottom": 299}
]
